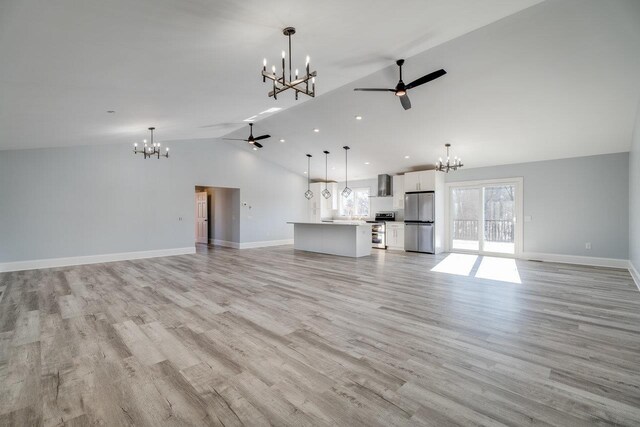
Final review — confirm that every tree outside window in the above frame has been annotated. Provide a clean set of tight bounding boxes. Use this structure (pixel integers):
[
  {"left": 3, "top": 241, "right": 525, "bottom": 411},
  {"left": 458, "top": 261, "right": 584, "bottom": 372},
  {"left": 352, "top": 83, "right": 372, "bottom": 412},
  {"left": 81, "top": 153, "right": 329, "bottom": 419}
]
[{"left": 339, "top": 187, "right": 370, "bottom": 217}]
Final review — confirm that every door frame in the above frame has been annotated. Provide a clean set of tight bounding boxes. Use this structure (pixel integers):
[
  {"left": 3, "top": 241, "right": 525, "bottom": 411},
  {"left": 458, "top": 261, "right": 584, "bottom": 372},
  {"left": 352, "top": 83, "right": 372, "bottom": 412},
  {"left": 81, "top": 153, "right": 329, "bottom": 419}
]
[{"left": 444, "top": 177, "right": 524, "bottom": 258}]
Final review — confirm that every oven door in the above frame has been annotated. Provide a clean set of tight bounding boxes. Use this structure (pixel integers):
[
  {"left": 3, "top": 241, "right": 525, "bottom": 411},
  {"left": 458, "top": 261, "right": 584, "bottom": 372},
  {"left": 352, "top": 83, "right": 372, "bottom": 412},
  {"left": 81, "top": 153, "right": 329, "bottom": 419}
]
[{"left": 371, "top": 223, "right": 386, "bottom": 248}]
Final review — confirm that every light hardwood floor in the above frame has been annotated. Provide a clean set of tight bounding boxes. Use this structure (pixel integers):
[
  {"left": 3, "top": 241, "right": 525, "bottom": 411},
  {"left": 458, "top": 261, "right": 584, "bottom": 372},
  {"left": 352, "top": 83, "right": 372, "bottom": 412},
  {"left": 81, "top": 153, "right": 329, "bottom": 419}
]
[{"left": 1, "top": 245, "right": 639, "bottom": 426}]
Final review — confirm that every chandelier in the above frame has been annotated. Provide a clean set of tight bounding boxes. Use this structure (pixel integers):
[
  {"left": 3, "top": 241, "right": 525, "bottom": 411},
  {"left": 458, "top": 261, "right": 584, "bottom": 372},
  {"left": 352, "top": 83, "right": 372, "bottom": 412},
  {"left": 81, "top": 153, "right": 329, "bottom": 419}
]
[
  {"left": 133, "top": 127, "right": 169, "bottom": 159},
  {"left": 261, "top": 27, "right": 316, "bottom": 100},
  {"left": 435, "top": 143, "right": 463, "bottom": 173}
]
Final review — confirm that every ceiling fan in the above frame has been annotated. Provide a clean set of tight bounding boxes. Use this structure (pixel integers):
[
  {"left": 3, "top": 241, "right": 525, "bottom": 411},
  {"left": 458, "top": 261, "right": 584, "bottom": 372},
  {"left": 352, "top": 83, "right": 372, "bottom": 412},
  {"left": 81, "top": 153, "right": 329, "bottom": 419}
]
[
  {"left": 222, "top": 123, "right": 271, "bottom": 148},
  {"left": 354, "top": 59, "right": 446, "bottom": 110}
]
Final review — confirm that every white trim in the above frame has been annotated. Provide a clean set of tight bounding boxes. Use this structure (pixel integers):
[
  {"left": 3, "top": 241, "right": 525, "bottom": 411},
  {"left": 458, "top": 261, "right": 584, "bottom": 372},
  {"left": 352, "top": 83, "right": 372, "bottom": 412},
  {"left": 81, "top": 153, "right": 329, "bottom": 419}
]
[
  {"left": 209, "top": 238, "right": 294, "bottom": 249},
  {"left": 0, "top": 247, "right": 196, "bottom": 273},
  {"left": 629, "top": 261, "right": 640, "bottom": 291},
  {"left": 210, "top": 239, "right": 240, "bottom": 249},
  {"left": 522, "top": 252, "right": 629, "bottom": 269},
  {"left": 444, "top": 177, "right": 524, "bottom": 257},
  {"left": 239, "top": 239, "right": 293, "bottom": 249}
]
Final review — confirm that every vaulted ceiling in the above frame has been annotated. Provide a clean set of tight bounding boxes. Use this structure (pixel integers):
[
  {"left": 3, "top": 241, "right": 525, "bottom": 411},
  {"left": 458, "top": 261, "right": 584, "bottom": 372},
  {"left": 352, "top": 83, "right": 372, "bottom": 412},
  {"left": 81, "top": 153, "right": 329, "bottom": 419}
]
[
  {"left": 0, "top": 0, "right": 542, "bottom": 152},
  {"left": 1, "top": 0, "right": 639, "bottom": 182}
]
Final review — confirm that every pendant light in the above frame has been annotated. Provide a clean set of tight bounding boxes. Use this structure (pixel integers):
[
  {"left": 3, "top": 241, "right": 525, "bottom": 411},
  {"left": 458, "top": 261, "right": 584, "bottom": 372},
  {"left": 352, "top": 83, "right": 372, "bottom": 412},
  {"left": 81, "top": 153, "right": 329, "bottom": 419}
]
[
  {"left": 342, "top": 146, "right": 352, "bottom": 197},
  {"left": 304, "top": 154, "right": 313, "bottom": 199},
  {"left": 322, "top": 150, "right": 331, "bottom": 199}
]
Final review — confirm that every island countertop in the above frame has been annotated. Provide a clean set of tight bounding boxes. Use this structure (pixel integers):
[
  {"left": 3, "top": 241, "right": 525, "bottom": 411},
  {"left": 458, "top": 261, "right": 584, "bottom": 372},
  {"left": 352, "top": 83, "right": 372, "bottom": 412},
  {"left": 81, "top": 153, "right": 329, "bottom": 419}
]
[{"left": 286, "top": 221, "right": 370, "bottom": 226}]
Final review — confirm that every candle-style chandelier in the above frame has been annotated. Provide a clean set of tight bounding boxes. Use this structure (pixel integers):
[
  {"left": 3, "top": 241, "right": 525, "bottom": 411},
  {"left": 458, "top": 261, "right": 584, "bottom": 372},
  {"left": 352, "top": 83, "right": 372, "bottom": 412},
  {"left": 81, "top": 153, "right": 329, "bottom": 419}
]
[
  {"left": 261, "top": 27, "right": 317, "bottom": 100},
  {"left": 133, "top": 127, "right": 169, "bottom": 159},
  {"left": 435, "top": 143, "right": 463, "bottom": 173}
]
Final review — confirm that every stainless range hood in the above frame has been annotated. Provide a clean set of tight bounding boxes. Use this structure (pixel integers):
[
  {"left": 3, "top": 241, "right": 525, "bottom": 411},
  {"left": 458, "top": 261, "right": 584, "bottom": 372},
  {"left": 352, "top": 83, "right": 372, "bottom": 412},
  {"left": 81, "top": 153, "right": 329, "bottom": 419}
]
[{"left": 377, "top": 174, "right": 392, "bottom": 197}]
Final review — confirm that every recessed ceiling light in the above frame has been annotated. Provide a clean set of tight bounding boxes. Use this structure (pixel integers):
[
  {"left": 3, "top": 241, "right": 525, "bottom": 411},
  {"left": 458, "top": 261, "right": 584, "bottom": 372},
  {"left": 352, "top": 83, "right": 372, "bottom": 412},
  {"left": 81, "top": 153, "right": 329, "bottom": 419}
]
[
  {"left": 313, "top": 128, "right": 319, "bottom": 133},
  {"left": 253, "top": 147, "right": 258, "bottom": 151},
  {"left": 280, "top": 139, "right": 285, "bottom": 143},
  {"left": 332, "top": 167, "right": 336, "bottom": 170},
  {"left": 404, "top": 155, "right": 410, "bottom": 159},
  {"left": 304, "top": 171, "right": 307, "bottom": 174},
  {"left": 364, "top": 162, "right": 370, "bottom": 165},
  {"left": 355, "top": 115, "right": 362, "bottom": 120}
]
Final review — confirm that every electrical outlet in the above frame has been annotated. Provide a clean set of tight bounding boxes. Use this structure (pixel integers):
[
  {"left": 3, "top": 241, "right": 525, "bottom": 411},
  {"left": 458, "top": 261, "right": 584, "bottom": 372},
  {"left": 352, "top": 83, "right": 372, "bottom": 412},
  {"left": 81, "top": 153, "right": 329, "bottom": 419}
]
[{"left": 585, "top": 242, "right": 591, "bottom": 250}]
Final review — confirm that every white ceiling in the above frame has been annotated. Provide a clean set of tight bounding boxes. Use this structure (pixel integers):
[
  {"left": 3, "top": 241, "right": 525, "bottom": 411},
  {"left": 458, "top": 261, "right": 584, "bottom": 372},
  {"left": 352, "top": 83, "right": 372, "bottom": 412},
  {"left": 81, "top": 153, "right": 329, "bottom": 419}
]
[
  {"left": 0, "top": 0, "right": 543, "bottom": 151},
  {"left": 2, "top": 1, "right": 639, "bottom": 183},
  {"left": 222, "top": 0, "right": 640, "bottom": 181}
]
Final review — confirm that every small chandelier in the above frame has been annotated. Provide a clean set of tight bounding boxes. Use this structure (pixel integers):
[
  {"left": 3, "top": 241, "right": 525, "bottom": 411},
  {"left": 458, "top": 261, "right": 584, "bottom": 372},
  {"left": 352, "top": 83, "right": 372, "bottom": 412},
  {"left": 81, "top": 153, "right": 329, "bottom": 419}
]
[
  {"left": 133, "top": 127, "right": 169, "bottom": 159},
  {"left": 305, "top": 154, "right": 313, "bottom": 199},
  {"left": 261, "top": 27, "right": 316, "bottom": 100},
  {"left": 435, "top": 143, "right": 462, "bottom": 173},
  {"left": 322, "top": 150, "right": 331, "bottom": 199},
  {"left": 342, "top": 146, "right": 352, "bottom": 197}
]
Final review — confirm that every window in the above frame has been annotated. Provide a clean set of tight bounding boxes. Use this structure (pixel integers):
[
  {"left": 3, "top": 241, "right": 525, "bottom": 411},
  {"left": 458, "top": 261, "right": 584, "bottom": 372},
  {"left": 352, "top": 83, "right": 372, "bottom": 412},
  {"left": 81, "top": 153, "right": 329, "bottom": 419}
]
[{"left": 339, "top": 187, "right": 370, "bottom": 217}]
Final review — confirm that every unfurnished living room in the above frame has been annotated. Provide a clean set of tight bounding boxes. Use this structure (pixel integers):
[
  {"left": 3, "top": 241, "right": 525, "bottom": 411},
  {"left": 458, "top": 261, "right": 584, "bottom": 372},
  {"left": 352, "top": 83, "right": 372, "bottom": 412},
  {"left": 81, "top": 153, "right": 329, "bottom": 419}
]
[{"left": 1, "top": 1, "right": 640, "bottom": 426}]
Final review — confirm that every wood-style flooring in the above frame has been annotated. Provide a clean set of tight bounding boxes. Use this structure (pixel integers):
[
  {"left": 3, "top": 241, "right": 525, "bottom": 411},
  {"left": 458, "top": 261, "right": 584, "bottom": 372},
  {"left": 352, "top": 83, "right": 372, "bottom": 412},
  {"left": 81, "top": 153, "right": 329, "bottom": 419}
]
[{"left": 1, "top": 245, "right": 640, "bottom": 426}]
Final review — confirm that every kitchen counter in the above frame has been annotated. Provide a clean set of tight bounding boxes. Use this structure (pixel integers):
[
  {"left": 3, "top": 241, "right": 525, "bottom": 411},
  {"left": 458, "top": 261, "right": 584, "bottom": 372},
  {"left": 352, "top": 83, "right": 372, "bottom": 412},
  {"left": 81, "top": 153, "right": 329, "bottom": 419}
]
[{"left": 287, "top": 222, "right": 372, "bottom": 257}]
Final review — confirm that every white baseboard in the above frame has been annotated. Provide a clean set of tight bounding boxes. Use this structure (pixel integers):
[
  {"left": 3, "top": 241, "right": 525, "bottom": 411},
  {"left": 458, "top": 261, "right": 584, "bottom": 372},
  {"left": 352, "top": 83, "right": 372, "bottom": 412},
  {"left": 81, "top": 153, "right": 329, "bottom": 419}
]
[
  {"left": 210, "top": 239, "right": 240, "bottom": 249},
  {"left": 240, "top": 239, "right": 293, "bottom": 249},
  {"left": 521, "top": 252, "right": 629, "bottom": 269},
  {"left": 629, "top": 261, "right": 640, "bottom": 291},
  {"left": 209, "top": 238, "right": 293, "bottom": 249},
  {"left": 0, "top": 247, "right": 196, "bottom": 273}
]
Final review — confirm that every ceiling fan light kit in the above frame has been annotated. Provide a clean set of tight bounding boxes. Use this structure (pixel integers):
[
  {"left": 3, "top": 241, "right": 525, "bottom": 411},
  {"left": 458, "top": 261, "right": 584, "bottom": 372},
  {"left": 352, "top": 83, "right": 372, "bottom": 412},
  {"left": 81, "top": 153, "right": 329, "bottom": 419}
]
[
  {"left": 435, "top": 143, "right": 463, "bottom": 173},
  {"left": 133, "top": 127, "right": 169, "bottom": 159},
  {"left": 262, "top": 27, "right": 317, "bottom": 100},
  {"left": 354, "top": 59, "right": 446, "bottom": 110}
]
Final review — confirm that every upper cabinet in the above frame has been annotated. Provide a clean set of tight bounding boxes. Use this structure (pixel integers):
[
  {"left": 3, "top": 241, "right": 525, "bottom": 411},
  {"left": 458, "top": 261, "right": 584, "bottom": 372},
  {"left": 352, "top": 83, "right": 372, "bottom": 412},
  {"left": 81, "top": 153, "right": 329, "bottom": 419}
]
[
  {"left": 392, "top": 175, "right": 404, "bottom": 209},
  {"left": 403, "top": 170, "right": 436, "bottom": 192}
]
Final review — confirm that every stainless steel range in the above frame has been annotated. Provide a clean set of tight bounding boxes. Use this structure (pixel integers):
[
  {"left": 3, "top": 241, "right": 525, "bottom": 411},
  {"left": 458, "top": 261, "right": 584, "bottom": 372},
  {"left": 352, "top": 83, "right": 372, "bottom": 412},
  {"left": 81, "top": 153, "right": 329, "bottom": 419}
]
[{"left": 367, "top": 212, "right": 396, "bottom": 249}]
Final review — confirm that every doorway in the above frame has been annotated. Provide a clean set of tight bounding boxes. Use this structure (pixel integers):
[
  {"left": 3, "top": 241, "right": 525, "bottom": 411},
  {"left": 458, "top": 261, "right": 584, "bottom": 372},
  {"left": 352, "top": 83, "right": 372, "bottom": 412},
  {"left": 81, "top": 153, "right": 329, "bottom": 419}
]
[
  {"left": 445, "top": 178, "right": 523, "bottom": 257},
  {"left": 194, "top": 186, "right": 241, "bottom": 247}
]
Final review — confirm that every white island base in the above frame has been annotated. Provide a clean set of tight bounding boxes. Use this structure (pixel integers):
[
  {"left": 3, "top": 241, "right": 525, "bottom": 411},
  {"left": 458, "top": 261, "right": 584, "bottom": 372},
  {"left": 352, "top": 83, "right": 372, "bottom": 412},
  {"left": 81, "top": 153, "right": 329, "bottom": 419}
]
[{"left": 287, "top": 222, "right": 372, "bottom": 257}]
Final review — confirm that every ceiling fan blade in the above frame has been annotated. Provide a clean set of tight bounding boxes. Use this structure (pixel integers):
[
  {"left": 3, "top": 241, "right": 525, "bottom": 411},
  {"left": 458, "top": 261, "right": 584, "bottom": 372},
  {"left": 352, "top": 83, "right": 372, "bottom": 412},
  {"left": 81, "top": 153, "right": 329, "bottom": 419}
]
[
  {"left": 253, "top": 141, "right": 263, "bottom": 148},
  {"left": 400, "top": 94, "right": 411, "bottom": 110},
  {"left": 405, "top": 69, "right": 447, "bottom": 90},
  {"left": 222, "top": 138, "right": 249, "bottom": 141},
  {"left": 353, "top": 88, "right": 395, "bottom": 92},
  {"left": 253, "top": 134, "right": 271, "bottom": 141}
]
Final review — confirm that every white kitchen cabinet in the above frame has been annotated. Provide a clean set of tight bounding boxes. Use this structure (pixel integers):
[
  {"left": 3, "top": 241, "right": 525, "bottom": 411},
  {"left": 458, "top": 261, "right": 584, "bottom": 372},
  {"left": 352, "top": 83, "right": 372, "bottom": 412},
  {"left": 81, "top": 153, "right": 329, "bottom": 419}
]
[
  {"left": 386, "top": 223, "right": 405, "bottom": 250},
  {"left": 392, "top": 175, "right": 404, "bottom": 209},
  {"left": 403, "top": 170, "right": 436, "bottom": 192}
]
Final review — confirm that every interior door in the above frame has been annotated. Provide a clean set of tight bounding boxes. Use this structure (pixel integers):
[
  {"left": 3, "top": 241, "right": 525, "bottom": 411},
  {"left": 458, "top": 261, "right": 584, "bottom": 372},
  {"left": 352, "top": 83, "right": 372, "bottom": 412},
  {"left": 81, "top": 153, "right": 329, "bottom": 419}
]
[{"left": 195, "top": 192, "right": 208, "bottom": 244}]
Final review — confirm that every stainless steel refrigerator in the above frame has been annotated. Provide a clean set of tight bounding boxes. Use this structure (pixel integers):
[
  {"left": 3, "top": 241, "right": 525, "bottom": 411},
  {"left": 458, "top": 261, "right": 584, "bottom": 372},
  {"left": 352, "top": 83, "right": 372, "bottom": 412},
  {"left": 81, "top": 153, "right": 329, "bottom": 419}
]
[{"left": 404, "top": 191, "right": 435, "bottom": 253}]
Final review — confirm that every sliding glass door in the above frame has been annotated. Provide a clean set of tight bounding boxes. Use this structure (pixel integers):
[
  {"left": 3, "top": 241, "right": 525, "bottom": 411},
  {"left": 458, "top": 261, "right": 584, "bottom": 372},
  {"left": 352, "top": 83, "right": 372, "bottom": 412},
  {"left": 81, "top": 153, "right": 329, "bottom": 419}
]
[{"left": 449, "top": 180, "right": 521, "bottom": 256}]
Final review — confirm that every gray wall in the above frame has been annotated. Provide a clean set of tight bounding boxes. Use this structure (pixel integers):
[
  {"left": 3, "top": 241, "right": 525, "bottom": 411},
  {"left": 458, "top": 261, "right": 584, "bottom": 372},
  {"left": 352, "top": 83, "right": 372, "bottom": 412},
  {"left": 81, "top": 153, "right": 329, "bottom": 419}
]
[
  {"left": 0, "top": 140, "right": 307, "bottom": 263},
  {"left": 630, "top": 104, "right": 640, "bottom": 272},
  {"left": 212, "top": 187, "right": 240, "bottom": 243},
  {"left": 445, "top": 152, "right": 629, "bottom": 259}
]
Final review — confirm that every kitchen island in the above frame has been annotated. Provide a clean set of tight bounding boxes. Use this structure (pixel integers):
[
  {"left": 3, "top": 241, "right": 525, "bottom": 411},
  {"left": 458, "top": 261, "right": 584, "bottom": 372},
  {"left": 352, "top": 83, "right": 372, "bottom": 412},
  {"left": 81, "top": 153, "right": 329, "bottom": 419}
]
[{"left": 287, "top": 221, "right": 372, "bottom": 257}]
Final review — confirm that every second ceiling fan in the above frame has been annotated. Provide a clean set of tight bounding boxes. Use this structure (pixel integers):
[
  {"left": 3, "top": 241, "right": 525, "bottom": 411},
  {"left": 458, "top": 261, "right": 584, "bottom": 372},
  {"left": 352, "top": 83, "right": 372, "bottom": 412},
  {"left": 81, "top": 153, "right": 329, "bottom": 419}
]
[
  {"left": 222, "top": 123, "right": 271, "bottom": 149},
  {"left": 354, "top": 59, "right": 446, "bottom": 110}
]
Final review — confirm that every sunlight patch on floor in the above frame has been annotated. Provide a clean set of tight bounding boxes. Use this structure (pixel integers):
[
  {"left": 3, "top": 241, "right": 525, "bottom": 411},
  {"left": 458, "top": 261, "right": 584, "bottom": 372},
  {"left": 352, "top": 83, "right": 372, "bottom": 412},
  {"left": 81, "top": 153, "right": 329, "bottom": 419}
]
[
  {"left": 431, "top": 253, "right": 478, "bottom": 276},
  {"left": 475, "top": 256, "right": 521, "bottom": 284}
]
